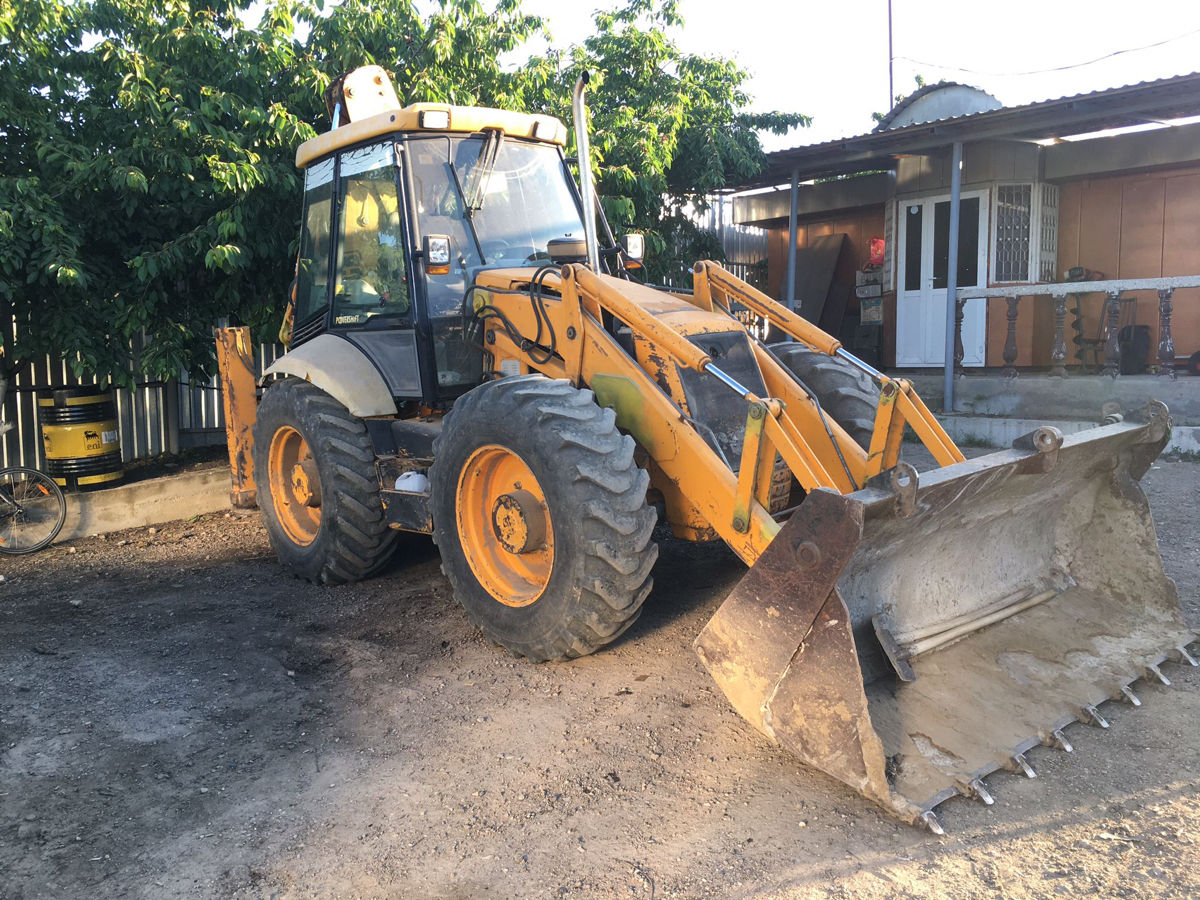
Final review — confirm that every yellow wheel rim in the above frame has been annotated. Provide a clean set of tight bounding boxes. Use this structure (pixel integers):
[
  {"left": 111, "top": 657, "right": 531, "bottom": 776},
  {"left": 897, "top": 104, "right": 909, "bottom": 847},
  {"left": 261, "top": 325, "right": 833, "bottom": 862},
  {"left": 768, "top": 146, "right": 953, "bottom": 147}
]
[
  {"left": 268, "top": 425, "right": 321, "bottom": 546},
  {"left": 456, "top": 444, "right": 553, "bottom": 607}
]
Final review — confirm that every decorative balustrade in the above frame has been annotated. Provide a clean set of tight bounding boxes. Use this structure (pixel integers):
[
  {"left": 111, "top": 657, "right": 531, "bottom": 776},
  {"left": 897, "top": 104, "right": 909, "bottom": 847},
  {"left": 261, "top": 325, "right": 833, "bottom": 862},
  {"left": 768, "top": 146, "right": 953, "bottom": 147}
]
[{"left": 955, "top": 276, "right": 1200, "bottom": 379}]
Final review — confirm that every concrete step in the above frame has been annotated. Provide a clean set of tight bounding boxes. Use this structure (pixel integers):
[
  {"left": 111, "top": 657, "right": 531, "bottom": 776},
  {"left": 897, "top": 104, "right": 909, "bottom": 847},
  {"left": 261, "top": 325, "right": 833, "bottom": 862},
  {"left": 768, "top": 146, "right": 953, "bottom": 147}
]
[
  {"left": 906, "top": 373, "right": 1200, "bottom": 427},
  {"left": 56, "top": 466, "right": 232, "bottom": 543}
]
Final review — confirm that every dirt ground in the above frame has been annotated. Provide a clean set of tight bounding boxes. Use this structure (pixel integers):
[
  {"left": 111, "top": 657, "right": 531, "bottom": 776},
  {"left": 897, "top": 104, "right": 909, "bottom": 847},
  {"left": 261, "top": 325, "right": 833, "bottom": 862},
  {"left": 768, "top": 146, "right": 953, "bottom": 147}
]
[{"left": 2, "top": 455, "right": 1198, "bottom": 899}]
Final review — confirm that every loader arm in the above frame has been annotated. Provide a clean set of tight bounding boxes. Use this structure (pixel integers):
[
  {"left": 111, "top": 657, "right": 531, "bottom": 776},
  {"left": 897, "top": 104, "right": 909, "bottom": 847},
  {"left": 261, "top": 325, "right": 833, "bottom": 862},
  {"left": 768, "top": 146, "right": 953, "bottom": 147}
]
[
  {"left": 691, "top": 260, "right": 965, "bottom": 476},
  {"left": 475, "top": 261, "right": 962, "bottom": 561}
]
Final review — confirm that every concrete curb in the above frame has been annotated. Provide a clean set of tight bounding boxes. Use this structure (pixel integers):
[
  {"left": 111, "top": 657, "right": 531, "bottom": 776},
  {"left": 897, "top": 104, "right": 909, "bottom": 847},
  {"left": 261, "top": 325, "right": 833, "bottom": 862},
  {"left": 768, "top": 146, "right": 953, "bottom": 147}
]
[{"left": 56, "top": 467, "right": 233, "bottom": 542}]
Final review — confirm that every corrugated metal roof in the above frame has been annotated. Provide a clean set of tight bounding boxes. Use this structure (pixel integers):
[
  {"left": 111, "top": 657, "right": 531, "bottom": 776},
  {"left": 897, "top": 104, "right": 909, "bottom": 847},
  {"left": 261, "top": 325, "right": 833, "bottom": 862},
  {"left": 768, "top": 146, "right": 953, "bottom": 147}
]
[{"left": 734, "top": 71, "right": 1200, "bottom": 190}]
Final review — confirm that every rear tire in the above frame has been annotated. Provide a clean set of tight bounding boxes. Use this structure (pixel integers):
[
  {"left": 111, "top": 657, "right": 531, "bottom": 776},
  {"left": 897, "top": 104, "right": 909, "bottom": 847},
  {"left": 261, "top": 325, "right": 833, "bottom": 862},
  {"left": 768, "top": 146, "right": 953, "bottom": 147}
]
[
  {"left": 0, "top": 467, "right": 67, "bottom": 554},
  {"left": 253, "top": 377, "right": 397, "bottom": 584},
  {"left": 768, "top": 343, "right": 878, "bottom": 449},
  {"left": 430, "top": 375, "right": 658, "bottom": 662}
]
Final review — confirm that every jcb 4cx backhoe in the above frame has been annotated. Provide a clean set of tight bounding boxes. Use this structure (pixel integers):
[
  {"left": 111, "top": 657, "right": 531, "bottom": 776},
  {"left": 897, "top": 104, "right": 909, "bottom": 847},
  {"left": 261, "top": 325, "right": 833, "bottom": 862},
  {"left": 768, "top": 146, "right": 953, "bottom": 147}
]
[{"left": 217, "top": 66, "right": 1196, "bottom": 832}]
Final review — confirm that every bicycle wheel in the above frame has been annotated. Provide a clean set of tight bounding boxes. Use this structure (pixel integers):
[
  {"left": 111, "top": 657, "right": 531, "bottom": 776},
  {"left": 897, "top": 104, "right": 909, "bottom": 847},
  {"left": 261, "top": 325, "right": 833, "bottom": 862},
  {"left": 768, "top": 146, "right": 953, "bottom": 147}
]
[{"left": 0, "top": 467, "right": 67, "bottom": 554}]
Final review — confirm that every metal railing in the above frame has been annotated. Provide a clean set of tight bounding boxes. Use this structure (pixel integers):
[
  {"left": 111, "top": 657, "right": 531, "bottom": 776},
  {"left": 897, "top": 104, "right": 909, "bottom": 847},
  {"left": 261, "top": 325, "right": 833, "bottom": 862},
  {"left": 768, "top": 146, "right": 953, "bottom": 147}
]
[{"left": 955, "top": 275, "right": 1200, "bottom": 379}]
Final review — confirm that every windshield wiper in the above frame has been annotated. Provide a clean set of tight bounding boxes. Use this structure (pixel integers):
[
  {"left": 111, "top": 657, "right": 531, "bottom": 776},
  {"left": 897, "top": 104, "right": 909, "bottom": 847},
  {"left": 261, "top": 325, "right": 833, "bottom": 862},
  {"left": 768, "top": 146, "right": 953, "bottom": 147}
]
[
  {"left": 463, "top": 128, "right": 504, "bottom": 217},
  {"left": 446, "top": 154, "right": 485, "bottom": 263}
]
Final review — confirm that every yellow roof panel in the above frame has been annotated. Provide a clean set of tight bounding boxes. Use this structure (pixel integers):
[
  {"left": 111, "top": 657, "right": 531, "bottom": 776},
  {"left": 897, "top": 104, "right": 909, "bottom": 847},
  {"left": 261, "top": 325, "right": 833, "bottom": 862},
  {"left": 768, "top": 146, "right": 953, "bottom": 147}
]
[{"left": 295, "top": 103, "right": 568, "bottom": 169}]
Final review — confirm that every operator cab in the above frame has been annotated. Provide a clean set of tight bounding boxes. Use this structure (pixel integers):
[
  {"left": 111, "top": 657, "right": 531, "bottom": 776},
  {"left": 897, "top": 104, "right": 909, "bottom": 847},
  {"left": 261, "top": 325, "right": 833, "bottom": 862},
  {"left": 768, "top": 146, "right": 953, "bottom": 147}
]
[{"left": 288, "top": 90, "right": 591, "bottom": 406}]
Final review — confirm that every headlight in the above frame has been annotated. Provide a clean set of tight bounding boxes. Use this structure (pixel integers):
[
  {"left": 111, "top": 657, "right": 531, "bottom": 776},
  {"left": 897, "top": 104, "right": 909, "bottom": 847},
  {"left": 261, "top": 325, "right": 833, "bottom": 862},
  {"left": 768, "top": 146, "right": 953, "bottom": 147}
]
[{"left": 419, "top": 109, "right": 450, "bottom": 130}]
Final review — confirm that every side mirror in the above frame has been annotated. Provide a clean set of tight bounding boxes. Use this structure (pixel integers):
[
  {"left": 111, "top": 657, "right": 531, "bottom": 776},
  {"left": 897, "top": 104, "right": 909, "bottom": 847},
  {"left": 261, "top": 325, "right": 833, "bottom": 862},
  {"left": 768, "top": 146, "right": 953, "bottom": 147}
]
[
  {"left": 424, "top": 234, "right": 451, "bottom": 275},
  {"left": 620, "top": 233, "right": 644, "bottom": 270}
]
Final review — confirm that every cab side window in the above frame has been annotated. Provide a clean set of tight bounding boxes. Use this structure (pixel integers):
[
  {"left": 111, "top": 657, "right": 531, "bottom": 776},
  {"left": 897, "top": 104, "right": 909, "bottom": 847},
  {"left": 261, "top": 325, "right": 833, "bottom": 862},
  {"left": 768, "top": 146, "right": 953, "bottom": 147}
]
[
  {"left": 293, "top": 158, "right": 335, "bottom": 326},
  {"left": 333, "top": 143, "right": 410, "bottom": 326},
  {"left": 406, "top": 136, "right": 484, "bottom": 317}
]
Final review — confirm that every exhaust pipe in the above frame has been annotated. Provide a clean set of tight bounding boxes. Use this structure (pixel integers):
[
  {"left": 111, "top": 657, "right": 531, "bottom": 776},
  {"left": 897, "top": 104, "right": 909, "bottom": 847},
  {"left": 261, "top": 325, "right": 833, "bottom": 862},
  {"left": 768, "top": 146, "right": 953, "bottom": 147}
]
[{"left": 572, "top": 72, "right": 601, "bottom": 271}]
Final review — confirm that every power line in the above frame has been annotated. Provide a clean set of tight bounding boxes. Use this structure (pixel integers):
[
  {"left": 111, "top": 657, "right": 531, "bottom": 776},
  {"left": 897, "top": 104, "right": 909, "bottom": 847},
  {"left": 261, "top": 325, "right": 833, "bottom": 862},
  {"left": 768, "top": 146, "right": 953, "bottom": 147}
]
[{"left": 896, "top": 24, "right": 1200, "bottom": 77}]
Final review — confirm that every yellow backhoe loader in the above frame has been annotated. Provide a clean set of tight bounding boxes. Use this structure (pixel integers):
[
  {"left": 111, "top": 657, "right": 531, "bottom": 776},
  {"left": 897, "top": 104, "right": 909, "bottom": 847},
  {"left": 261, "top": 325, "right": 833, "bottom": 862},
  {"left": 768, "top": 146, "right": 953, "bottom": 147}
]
[{"left": 216, "top": 66, "right": 1196, "bottom": 832}]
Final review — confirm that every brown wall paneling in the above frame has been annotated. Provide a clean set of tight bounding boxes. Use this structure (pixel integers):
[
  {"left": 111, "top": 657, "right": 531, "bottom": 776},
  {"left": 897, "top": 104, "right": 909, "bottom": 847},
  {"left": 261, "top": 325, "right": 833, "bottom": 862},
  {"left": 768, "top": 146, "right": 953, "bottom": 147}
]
[
  {"left": 1170, "top": 288, "right": 1200, "bottom": 361},
  {"left": 1162, "top": 173, "right": 1200, "bottom": 361},
  {"left": 1075, "top": 177, "right": 1123, "bottom": 277},
  {"left": 1056, "top": 165, "right": 1200, "bottom": 368},
  {"left": 985, "top": 294, "right": 1037, "bottom": 367},
  {"left": 1118, "top": 179, "right": 1166, "bottom": 349},
  {"left": 1030, "top": 295, "right": 1056, "bottom": 366},
  {"left": 766, "top": 228, "right": 786, "bottom": 298},
  {"left": 1056, "top": 181, "right": 1083, "bottom": 271},
  {"left": 764, "top": 205, "right": 890, "bottom": 362}
]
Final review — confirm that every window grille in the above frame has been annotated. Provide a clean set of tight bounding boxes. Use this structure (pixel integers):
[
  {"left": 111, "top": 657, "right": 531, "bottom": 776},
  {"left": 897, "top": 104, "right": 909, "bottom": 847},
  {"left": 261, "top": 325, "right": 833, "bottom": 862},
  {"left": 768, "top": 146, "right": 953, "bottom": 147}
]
[
  {"left": 1038, "top": 183, "right": 1059, "bottom": 283},
  {"left": 994, "top": 184, "right": 1032, "bottom": 282}
]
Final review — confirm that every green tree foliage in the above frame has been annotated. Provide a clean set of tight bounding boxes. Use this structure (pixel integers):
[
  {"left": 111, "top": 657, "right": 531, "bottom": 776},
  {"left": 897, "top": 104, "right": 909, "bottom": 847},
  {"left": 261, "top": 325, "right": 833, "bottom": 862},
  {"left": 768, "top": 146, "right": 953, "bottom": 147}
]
[
  {"left": 525, "top": 1, "right": 806, "bottom": 284},
  {"left": 0, "top": 0, "right": 804, "bottom": 383},
  {"left": 2, "top": 0, "right": 316, "bottom": 383}
]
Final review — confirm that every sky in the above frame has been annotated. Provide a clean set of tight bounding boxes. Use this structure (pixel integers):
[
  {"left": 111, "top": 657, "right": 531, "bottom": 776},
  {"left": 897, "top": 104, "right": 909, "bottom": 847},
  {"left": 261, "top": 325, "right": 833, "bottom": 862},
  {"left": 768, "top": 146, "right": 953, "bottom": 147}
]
[{"left": 504, "top": 0, "right": 1200, "bottom": 150}]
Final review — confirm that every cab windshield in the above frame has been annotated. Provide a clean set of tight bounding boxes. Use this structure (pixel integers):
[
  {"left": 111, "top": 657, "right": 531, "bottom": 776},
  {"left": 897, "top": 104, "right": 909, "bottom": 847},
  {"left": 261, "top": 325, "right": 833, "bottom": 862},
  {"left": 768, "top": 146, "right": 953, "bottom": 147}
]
[{"left": 407, "top": 135, "right": 585, "bottom": 318}]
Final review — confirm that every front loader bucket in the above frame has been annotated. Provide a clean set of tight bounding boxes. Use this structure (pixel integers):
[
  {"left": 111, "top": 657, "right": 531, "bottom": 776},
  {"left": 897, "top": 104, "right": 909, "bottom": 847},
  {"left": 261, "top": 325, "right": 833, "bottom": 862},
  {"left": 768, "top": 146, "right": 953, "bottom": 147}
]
[{"left": 696, "top": 402, "right": 1196, "bottom": 830}]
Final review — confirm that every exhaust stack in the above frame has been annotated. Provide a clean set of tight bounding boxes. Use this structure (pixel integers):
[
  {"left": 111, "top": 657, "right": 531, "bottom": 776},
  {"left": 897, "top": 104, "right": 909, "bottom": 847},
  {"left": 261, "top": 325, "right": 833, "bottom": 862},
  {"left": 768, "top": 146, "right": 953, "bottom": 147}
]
[{"left": 572, "top": 72, "right": 601, "bottom": 271}]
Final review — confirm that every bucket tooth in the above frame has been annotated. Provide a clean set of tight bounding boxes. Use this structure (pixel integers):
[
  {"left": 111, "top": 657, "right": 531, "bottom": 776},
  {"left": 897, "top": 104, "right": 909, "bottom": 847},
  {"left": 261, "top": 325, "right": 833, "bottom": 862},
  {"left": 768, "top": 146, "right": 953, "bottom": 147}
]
[
  {"left": 1120, "top": 685, "right": 1142, "bottom": 707},
  {"left": 1083, "top": 706, "right": 1110, "bottom": 728},
  {"left": 1050, "top": 729, "right": 1073, "bottom": 752},
  {"left": 920, "top": 810, "right": 945, "bottom": 836},
  {"left": 1011, "top": 753, "right": 1037, "bottom": 779},
  {"left": 1177, "top": 645, "right": 1198, "bottom": 667},
  {"left": 1146, "top": 663, "right": 1171, "bottom": 686},
  {"left": 967, "top": 778, "right": 995, "bottom": 805}
]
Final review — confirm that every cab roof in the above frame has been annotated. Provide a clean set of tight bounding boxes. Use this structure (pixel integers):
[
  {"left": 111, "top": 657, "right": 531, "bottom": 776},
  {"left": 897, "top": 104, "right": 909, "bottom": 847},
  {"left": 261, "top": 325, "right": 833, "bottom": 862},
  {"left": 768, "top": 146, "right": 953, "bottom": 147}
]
[{"left": 295, "top": 103, "right": 569, "bottom": 169}]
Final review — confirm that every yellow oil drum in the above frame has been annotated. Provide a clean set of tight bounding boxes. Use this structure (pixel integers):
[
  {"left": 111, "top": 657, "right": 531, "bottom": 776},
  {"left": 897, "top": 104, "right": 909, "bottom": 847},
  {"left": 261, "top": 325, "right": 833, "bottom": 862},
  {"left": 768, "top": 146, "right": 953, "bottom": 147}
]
[{"left": 38, "top": 386, "right": 124, "bottom": 490}]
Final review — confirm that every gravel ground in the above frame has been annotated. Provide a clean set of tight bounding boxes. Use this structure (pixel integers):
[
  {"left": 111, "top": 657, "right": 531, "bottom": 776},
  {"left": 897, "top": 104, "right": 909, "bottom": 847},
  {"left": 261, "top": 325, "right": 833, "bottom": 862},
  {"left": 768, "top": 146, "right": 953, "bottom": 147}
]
[{"left": 1, "top": 455, "right": 1198, "bottom": 899}]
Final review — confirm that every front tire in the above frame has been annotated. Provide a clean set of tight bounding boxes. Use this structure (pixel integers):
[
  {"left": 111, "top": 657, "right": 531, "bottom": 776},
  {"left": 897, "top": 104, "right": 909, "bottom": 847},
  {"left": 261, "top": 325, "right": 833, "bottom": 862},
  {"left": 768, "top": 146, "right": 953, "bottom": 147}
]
[
  {"left": 768, "top": 343, "right": 878, "bottom": 449},
  {"left": 253, "top": 377, "right": 397, "bottom": 584},
  {"left": 430, "top": 376, "right": 657, "bottom": 661}
]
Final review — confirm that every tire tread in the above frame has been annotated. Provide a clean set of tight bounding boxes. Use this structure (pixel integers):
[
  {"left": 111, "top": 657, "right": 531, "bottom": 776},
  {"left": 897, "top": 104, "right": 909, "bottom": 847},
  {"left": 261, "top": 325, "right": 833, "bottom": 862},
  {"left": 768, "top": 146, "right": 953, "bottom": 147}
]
[{"left": 430, "top": 375, "right": 657, "bottom": 662}]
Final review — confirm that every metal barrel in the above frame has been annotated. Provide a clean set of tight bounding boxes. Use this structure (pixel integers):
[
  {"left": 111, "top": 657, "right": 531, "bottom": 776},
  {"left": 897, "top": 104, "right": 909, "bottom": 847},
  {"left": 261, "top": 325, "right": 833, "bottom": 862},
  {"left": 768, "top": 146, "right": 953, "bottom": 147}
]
[
  {"left": 696, "top": 401, "right": 1195, "bottom": 828},
  {"left": 38, "top": 386, "right": 123, "bottom": 490}
]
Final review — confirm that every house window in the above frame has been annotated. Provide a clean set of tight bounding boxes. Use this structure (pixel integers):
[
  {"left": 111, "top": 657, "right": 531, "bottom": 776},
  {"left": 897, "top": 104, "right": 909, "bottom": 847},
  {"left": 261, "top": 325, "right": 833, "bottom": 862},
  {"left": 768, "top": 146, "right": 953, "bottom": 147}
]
[
  {"left": 992, "top": 183, "right": 1059, "bottom": 284},
  {"left": 994, "top": 184, "right": 1032, "bottom": 282}
]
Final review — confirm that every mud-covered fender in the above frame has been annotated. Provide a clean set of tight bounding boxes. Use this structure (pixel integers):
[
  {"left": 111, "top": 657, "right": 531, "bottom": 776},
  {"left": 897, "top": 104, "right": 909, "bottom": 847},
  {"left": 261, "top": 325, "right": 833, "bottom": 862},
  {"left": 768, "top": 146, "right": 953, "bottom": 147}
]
[{"left": 262, "top": 334, "right": 397, "bottom": 417}]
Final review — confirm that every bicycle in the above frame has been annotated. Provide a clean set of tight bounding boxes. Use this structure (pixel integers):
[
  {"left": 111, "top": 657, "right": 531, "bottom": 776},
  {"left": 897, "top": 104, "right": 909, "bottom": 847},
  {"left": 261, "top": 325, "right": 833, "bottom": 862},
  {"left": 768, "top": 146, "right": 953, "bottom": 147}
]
[
  {"left": 0, "top": 464, "right": 67, "bottom": 554},
  {"left": 0, "top": 373, "right": 68, "bottom": 553}
]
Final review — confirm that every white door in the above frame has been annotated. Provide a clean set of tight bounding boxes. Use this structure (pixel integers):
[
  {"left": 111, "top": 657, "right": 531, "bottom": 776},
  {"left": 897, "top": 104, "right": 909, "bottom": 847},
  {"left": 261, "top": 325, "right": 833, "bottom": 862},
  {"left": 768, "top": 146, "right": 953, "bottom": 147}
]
[{"left": 896, "top": 192, "right": 989, "bottom": 367}]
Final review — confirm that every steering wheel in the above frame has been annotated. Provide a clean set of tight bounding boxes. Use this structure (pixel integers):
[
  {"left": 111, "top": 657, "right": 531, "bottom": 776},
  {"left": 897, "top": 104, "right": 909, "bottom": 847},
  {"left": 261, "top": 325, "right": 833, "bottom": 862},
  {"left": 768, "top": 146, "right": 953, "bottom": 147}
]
[{"left": 479, "top": 240, "right": 511, "bottom": 263}]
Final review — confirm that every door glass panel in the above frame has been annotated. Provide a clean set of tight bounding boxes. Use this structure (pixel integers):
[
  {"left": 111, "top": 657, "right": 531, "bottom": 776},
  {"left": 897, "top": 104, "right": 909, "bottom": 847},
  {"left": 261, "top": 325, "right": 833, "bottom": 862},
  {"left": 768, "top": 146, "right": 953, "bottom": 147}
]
[
  {"left": 932, "top": 197, "right": 980, "bottom": 288},
  {"left": 333, "top": 144, "right": 410, "bottom": 327},
  {"left": 904, "top": 204, "right": 923, "bottom": 292},
  {"left": 294, "top": 158, "right": 335, "bottom": 325}
]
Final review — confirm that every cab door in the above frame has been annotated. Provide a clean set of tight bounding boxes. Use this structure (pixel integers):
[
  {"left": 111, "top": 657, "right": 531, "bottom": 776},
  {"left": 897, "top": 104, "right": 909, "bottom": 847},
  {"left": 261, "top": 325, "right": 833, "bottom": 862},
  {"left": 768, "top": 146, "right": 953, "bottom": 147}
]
[{"left": 329, "top": 142, "right": 424, "bottom": 401}]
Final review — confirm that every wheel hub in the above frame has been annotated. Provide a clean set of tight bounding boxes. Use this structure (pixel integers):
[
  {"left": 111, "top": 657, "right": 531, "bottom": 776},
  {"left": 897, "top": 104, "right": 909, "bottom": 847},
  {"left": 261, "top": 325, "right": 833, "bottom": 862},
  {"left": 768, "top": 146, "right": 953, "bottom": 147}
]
[
  {"left": 267, "top": 424, "right": 321, "bottom": 547},
  {"left": 456, "top": 444, "right": 554, "bottom": 607},
  {"left": 491, "top": 489, "right": 547, "bottom": 554},
  {"left": 291, "top": 458, "right": 322, "bottom": 507}
]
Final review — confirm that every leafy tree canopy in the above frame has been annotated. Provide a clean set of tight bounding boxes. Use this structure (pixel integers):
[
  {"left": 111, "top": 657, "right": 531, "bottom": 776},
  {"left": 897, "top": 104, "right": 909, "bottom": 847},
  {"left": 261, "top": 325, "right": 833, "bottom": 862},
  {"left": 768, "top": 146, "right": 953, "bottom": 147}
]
[{"left": 0, "top": 0, "right": 805, "bottom": 384}]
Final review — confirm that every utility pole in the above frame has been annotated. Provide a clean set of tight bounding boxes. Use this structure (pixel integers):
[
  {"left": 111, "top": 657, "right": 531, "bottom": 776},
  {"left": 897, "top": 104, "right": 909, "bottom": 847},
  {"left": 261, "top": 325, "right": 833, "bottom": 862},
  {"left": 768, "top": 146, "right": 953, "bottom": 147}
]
[{"left": 887, "top": 0, "right": 895, "bottom": 111}]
